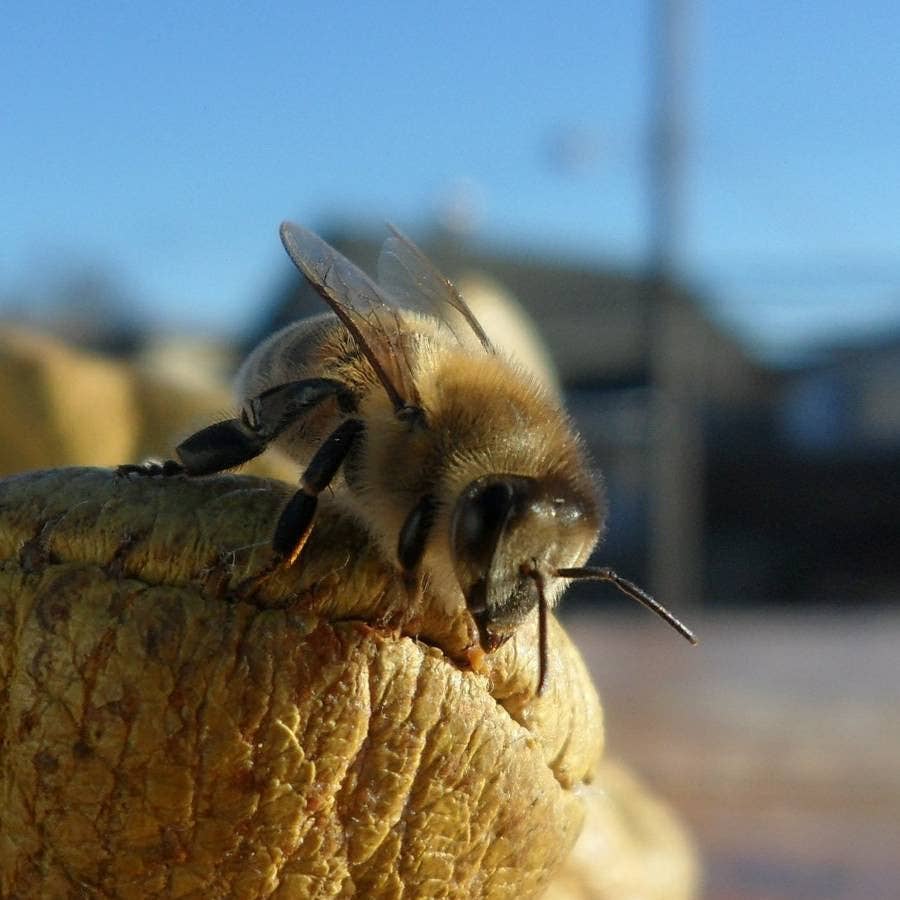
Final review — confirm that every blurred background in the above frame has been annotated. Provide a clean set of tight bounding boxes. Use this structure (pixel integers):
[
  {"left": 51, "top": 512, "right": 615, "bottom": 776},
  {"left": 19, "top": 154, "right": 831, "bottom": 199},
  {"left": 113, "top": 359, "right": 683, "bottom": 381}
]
[{"left": 2, "top": 2, "right": 898, "bottom": 897}]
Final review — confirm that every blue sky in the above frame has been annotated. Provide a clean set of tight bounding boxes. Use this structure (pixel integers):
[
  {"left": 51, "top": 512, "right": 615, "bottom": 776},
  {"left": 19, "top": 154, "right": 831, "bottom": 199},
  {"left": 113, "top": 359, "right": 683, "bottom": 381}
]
[{"left": 3, "top": 1, "right": 900, "bottom": 359}]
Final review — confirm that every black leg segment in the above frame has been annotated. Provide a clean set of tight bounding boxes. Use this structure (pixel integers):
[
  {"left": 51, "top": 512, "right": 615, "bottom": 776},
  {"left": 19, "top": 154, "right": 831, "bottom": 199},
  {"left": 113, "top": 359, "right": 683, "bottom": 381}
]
[
  {"left": 116, "top": 378, "right": 355, "bottom": 480},
  {"left": 273, "top": 417, "right": 365, "bottom": 565},
  {"left": 397, "top": 495, "right": 438, "bottom": 573},
  {"left": 117, "top": 458, "right": 185, "bottom": 477},
  {"left": 273, "top": 490, "right": 319, "bottom": 563},
  {"left": 176, "top": 419, "right": 269, "bottom": 476},
  {"left": 246, "top": 378, "right": 355, "bottom": 435}
]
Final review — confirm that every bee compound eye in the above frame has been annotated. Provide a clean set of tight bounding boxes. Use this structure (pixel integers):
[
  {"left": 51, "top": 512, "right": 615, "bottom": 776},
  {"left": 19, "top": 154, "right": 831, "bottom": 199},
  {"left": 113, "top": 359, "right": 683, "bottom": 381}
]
[
  {"left": 453, "top": 479, "right": 515, "bottom": 559},
  {"left": 450, "top": 475, "right": 539, "bottom": 585}
]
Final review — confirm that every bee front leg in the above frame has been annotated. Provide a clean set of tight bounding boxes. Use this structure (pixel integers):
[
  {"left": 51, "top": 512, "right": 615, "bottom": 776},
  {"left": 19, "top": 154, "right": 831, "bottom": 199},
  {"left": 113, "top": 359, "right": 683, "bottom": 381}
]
[
  {"left": 398, "top": 495, "right": 438, "bottom": 577},
  {"left": 273, "top": 418, "right": 365, "bottom": 566},
  {"left": 390, "top": 495, "right": 439, "bottom": 630}
]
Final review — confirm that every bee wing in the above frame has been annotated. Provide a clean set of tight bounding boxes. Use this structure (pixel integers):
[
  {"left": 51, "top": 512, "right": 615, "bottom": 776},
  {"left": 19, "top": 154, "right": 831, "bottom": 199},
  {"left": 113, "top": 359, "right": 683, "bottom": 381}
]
[
  {"left": 279, "top": 221, "right": 420, "bottom": 412},
  {"left": 377, "top": 224, "right": 495, "bottom": 354}
]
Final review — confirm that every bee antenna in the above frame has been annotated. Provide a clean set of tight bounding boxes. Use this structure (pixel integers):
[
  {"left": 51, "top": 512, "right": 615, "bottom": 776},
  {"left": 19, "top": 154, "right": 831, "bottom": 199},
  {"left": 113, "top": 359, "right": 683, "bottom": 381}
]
[
  {"left": 522, "top": 564, "right": 550, "bottom": 696},
  {"left": 556, "top": 567, "right": 698, "bottom": 646}
]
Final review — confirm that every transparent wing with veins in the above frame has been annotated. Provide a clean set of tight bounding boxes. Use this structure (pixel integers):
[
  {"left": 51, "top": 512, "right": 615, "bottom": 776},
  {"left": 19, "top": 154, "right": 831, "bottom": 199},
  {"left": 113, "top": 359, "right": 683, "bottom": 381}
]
[
  {"left": 376, "top": 224, "right": 495, "bottom": 354},
  {"left": 279, "top": 221, "right": 420, "bottom": 413}
]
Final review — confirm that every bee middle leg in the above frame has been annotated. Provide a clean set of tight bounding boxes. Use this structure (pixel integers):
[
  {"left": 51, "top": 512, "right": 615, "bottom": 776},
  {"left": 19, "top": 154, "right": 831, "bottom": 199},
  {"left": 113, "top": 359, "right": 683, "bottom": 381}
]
[{"left": 273, "top": 417, "right": 365, "bottom": 566}]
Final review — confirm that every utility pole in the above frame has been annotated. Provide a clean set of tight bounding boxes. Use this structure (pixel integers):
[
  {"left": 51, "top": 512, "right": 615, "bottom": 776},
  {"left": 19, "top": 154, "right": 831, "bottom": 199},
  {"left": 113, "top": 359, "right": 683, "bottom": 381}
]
[{"left": 647, "top": 0, "right": 705, "bottom": 606}]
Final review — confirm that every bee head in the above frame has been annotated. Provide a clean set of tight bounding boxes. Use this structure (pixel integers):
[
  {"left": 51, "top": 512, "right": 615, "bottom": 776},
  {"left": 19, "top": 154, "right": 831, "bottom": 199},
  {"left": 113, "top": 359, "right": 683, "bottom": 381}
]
[{"left": 450, "top": 473, "right": 599, "bottom": 652}]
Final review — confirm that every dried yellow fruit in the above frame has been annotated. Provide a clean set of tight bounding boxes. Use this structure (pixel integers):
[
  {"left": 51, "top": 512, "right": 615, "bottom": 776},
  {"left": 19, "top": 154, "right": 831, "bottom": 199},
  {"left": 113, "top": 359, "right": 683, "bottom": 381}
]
[{"left": 0, "top": 468, "right": 602, "bottom": 898}]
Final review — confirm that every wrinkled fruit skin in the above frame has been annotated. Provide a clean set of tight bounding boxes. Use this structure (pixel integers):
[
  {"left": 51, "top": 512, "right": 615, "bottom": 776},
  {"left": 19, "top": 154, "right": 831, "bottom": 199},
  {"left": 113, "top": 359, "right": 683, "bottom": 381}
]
[{"left": 0, "top": 468, "right": 603, "bottom": 899}]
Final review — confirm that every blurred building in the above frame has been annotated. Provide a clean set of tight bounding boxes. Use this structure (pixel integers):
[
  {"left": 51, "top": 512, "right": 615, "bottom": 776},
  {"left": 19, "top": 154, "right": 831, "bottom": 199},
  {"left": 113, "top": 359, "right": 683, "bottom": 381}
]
[
  {"left": 250, "top": 224, "right": 900, "bottom": 608},
  {"left": 707, "top": 330, "right": 900, "bottom": 605}
]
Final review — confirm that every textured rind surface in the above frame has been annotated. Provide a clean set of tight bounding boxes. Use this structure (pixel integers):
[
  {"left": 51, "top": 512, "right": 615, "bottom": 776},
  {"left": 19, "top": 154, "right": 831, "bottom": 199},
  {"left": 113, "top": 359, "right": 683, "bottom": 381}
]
[
  {"left": 544, "top": 761, "right": 699, "bottom": 900},
  {"left": 0, "top": 468, "right": 603, "bottom": 899}
]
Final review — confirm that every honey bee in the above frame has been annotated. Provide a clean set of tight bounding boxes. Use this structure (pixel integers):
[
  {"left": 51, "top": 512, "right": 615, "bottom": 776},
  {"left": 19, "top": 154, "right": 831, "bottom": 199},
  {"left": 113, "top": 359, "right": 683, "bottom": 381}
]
[{"left": 123, "top": 222, "right": 695, "bottom": 691}]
